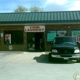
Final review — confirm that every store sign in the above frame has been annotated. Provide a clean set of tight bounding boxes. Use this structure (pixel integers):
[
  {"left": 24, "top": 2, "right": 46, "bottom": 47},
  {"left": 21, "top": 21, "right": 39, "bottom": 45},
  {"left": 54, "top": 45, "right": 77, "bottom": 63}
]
[
  {"left": 47, "top": 31, "right": 56, "bottom": 42},
  {"left": 24, "top": 26, "right": 45, "bottom": 32}
]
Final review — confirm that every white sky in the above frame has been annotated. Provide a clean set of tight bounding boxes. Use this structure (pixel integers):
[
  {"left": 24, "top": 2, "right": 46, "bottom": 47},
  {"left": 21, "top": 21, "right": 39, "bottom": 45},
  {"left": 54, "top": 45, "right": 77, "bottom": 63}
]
[
  {"left": 0, "top": 0, "right": 80, "bottom": 12},
  {"left": 44, "top": 0, "right": 80, "bottom": 11},
  {"left": 69, "top": 0, "right": 80, "bottom": 10},
  {"left": 45, "top": 0, "right": 67, "bottom": 5}
]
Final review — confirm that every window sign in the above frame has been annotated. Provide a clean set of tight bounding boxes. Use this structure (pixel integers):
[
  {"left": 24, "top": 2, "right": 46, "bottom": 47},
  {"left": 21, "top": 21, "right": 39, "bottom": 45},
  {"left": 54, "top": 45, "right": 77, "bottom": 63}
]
[
  {"left": 47, "top": 31, "right": 56, "bottom": 42},
  {"left": 1, "top": 33, "right": 3, "bottom": 37},
  {"left": 4, "top": 31, "right": 23, "bottom": 44},
  {"left": 71, "top": 30, "right": 80, "bottom": 43},
  {"left": 5, "top": 34, "right": 11, "bottom": 44},
  {"left": 57, "top": 30, "right": 67, "bottom": 36},
  {"left": 72, "top": 31, "right": 80, "bottom": 35}
]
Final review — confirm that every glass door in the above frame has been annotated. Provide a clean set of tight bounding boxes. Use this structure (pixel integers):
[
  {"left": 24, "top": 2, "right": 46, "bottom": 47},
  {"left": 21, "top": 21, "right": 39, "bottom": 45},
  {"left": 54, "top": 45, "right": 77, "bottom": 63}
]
[
  {"left": 27, "top": 33, "right": 35, "bottom": 51},
  {"left": 27, "top": 32, "right": 44, "bottom": 51}
]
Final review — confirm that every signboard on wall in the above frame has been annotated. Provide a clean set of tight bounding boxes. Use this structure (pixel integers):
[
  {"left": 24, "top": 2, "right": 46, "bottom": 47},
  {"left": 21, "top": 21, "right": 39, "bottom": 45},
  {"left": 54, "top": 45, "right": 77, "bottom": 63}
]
[
  {"left": 24, "top": 26, "right": 45, "bottom": 32},
  {"left": 47, "top": 31, "right": 56, "bottom": 42},
  {"left": 9, "top": 45, "right": 12, "bottom": 50}
]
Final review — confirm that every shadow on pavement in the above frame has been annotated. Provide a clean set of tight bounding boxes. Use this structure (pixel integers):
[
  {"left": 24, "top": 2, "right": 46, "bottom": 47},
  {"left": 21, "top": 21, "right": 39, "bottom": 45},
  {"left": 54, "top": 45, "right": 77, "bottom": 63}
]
[{"left": 33, "top": 54, "right": 76, "bottom": 64}]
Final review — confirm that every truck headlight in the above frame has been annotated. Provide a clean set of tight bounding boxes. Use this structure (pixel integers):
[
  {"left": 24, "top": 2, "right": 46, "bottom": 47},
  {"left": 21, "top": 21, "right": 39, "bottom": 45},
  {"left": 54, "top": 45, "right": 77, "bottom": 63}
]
[
  {"left": 74, "top": 49, "right": 80, "bottom": 53},
  {"left": 52, "top": 49, "right": 57, "bottom": 53}
]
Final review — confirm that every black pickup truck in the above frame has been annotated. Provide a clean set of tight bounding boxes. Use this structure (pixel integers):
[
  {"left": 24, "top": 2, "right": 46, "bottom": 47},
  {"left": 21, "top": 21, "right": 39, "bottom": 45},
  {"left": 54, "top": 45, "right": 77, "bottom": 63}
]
[{"left": 49, "top": 36, "right": 80, "bottom": 62}]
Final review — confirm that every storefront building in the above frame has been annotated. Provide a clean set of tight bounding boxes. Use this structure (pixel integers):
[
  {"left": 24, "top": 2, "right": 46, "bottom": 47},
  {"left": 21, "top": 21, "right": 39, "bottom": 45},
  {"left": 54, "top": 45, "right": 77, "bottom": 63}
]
[{"left": 0, "top": 11, "right": 80, "bottom": 51}]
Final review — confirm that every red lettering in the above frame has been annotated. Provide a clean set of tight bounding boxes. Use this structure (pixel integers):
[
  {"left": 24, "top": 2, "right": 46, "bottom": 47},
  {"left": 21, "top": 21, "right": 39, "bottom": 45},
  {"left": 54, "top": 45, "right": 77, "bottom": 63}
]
[
  {"left": 37, "top": 29, "right": 41, "bottom": 31},
  {"left": 42, "top": 29, "right": 44, "bottom": 31},
  {"left": 27, "top": 27, "right": 44, "bottom": 32},
  {"left": 27, "top": 29, "right": 29, "bottom": 31},
  {"left": 30, "top": 26, "right": 40, "bottom": 29},
  {"left": 30, "top": 26, "right": 33, "bottom": 29}
]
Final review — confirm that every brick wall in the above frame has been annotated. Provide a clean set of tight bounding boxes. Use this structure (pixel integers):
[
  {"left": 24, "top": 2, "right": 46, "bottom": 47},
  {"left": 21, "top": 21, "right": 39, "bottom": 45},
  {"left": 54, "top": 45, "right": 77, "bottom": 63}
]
[
  {"left": 45, "top": 24, "right": 80, "bottom": 51},
  {"left": 0, "top": 24, "right": 80, "bottom": 51},
  {"left": 0, "top": 25, "right": 27, "bottom": 51}
]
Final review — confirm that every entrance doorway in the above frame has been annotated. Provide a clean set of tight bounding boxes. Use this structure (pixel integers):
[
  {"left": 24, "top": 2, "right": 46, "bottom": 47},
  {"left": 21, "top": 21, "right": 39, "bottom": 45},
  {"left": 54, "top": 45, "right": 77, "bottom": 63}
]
[{"left": 27, "top": 32, "right": 44, "bottom": 51}]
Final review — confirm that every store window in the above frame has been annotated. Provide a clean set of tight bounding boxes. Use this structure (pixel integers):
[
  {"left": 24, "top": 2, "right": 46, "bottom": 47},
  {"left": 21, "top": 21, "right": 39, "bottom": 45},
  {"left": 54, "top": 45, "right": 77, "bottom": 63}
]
[
  {"left": 71, "top": 30, "right": 80, "bottom": 43},
  {"left": 47, "top": 30, "right": 67, "bottom": 42},
  {"left": 4, "top": 30, "right": 23, "bottom": 44},
  {"left": 57, "top": 30, "right": 67, "bottom": 36}
]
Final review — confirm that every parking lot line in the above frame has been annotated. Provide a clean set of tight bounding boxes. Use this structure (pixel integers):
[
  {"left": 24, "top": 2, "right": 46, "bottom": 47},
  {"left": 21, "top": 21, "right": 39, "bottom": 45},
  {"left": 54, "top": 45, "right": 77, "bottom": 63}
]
[
  {"left": 6, "top": 53, "right": 23, "bottom": 62},
  {"left": 6, "top": 52, "right": 45, "bottom": 62}
]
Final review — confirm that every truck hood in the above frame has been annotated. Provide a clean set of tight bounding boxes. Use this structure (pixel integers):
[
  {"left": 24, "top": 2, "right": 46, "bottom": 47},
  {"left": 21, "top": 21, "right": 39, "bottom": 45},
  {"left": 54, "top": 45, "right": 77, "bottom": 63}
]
[{"left": 52, "top": 43, "right": 78, "bottom": 49}]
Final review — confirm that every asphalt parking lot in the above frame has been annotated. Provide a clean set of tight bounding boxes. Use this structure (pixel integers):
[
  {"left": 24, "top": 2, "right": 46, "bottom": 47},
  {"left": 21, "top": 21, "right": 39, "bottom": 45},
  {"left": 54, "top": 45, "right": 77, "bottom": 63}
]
[{"left": 0, "top": 51, "right": 80, "bottom": 80}]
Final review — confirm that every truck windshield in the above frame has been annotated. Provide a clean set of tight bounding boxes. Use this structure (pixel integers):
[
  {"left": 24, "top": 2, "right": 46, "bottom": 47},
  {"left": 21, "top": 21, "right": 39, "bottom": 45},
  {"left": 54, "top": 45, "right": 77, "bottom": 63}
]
[{"left": 54, "top": 37, "right": 76, "bottom": 45}]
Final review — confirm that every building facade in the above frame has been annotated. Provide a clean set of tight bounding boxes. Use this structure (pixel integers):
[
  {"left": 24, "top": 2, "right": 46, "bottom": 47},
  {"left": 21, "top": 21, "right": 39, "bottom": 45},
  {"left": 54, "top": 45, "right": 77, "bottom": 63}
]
[{"left": 0, "top": 11, "right": 80, "bottom": 51}]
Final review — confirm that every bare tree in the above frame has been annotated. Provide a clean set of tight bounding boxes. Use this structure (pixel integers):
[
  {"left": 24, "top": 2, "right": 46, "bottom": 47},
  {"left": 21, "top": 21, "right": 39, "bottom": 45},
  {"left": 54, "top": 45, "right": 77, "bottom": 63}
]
[
  {"left": 29, "top": 6, "right": 44, "bottom": 12},
  {"left": 14, "top": 5, "right": 28, "bottom": 12}
]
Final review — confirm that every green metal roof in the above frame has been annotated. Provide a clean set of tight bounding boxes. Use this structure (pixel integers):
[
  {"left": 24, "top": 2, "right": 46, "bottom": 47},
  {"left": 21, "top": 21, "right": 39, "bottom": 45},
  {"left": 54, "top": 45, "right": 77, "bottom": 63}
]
[{"left": 0, "top": 11, "right": 80, "bottom": 24}]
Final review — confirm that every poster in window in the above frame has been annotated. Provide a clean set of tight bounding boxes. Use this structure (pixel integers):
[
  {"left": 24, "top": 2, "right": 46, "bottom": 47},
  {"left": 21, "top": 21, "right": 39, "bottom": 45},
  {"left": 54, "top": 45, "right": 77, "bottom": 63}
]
[
  {"left": 1, "top": 33, "right": 3, "bottom": 37},
  {"left": 47, "top": 31, "right": 56, "bottom": 42},
  {"left": 57, "top": 30, "right": 67, "bottom": 36},
  {"left": 5, "top": 34, "right": 11, "bottom": 44},
  {"left": 71, "top": 30, "right": 80, "bottom": 43}
]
